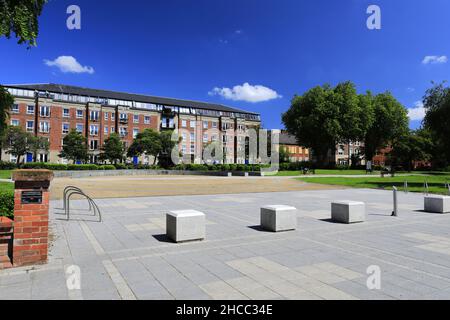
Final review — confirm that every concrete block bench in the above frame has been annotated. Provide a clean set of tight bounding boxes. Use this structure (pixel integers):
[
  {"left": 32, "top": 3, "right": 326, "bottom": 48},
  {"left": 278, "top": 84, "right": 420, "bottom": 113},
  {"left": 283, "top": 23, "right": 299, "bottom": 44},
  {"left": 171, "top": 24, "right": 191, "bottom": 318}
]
[
  {"left": 166, "top": 210, "right": 205, "bottom": 243},
  {"left": 261, "top": 205, "right": 297, "bottom": 232},
  {"left": 424, "top": 195, "right": 450, "bottom": 214},
  {"left": 331, "top": 201, "right": 366, "bottom": 224}
]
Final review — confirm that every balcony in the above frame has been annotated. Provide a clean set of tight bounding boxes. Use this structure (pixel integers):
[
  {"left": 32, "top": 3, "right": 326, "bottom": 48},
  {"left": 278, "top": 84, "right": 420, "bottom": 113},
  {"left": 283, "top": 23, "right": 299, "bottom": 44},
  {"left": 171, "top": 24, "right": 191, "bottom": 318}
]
[{"left": 119, "top": 118, "right": 129, "bottom": 124}]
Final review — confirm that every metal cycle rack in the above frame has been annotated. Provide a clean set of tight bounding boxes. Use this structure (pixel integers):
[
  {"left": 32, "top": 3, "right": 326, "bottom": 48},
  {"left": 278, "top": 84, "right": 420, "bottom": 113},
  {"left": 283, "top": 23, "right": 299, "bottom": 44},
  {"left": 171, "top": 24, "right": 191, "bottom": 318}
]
[
  {"left": 424, "top": 180, "right": 429, "bottom": 196},
  {"left": 63, "top": 186, "right": 102, "bottom": 222}
]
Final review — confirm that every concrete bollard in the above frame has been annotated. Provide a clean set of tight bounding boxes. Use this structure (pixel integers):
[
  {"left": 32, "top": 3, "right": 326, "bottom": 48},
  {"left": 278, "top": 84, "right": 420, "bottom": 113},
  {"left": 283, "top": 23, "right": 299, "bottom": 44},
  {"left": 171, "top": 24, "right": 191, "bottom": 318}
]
[{"left": 392, "top": 186, "right": 398, "bottom": 217}]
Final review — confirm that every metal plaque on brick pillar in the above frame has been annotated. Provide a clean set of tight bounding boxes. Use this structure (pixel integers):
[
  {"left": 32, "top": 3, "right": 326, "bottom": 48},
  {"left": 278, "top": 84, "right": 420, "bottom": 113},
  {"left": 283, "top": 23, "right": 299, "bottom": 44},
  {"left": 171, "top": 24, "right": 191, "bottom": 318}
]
[{"left": 12, "top": 169, "right": 54, "bottom": 267}]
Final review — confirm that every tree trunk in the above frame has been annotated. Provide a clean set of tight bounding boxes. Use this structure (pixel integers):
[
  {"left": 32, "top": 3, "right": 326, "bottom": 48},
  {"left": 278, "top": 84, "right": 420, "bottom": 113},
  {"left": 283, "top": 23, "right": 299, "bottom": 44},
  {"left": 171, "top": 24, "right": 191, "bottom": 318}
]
[{"left": 16, "top": 155, "right": 21, "bottom": 166}]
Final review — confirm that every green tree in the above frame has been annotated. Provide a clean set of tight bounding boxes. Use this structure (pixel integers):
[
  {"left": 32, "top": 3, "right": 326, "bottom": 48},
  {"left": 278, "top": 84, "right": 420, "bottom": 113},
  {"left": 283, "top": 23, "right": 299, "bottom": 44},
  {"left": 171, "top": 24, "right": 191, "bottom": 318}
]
[
  {"left": 59, "top": 130, "right": 88, "bottom": 163},
  {"left": 282, "top": 84, "right": 337, "bottom": 167},
  {"left": 0, "top": 0, "right": 47, "bottom": 46},
  {"left": 127, "top": 129, "right": 162, "bottom": 165},
  {"left": 390, "top": 129, "right": 432, "bottom": 171},
  {"left": 279, "top": 146, "right": 290, "bottom": 163},
  {"left": 0, "top": 86, "right": 14, "bottom": 161},
  {"left": 423, "top": 82, "right": 450, "bottom": 166},
  {"left": 1, "top": 126, "right": 31, "bottom": 164},
  {"left": 282, "top": 82, "right": 372, "bottom": 167},
  {"left": 363, "top": 92, "right": 409, "bottom": 163},
  {"left": 158, "top": 130, "right": 178, "bottom": 168},
  {"left": 100, "top": 133, "right": 125, "bottom": 164},
  {"left": 29, "top": 135, "right": 49, "bottom": 162}
]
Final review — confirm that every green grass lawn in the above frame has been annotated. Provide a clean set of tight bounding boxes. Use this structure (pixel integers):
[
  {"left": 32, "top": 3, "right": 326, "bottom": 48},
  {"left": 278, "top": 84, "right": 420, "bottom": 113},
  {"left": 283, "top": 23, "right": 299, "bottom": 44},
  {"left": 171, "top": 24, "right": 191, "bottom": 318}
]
[
  {"left": 298, "top": 174, "right": 450, "bottom": 195},
  {"left": 276, "top": 169, "right": 380, "bottom": 176},
  {"left": 0, "top": 170, "right": 12, "bottom": 179},
  {"left": 0, "top": 181, "right": 13, "bottom": 193}
]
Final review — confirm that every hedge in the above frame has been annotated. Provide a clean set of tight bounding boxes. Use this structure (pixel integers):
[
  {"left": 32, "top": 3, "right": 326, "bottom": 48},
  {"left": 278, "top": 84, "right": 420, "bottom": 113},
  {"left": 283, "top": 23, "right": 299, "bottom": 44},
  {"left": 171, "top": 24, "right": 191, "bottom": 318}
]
[
  {"left": 0, "top": 192, "right": 14, "bottom": 218},
  {"left": 0, "top": 161, "right": 17, "bottom": 170}
]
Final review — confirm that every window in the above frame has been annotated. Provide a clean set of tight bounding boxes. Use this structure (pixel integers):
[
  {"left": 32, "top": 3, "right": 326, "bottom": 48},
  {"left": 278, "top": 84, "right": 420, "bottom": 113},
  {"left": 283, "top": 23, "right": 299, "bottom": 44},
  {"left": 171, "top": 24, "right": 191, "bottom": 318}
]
[
  {"left": 62, "top": 123, "right": 70, "bottom": 134},
  {"left": 133, "top": 115, "right": 139, "bottom": 123},
  {"left": 90, "top": 110, "right": 99, "bottom": 121},
  {"left": 182, "top": 133, "right": 187, "bottom": 141},
  {"left": 89, "top": 125, "right": 99, "bottom": 136},
  {"left": 38, "top": 153, "right": 49, "bottom": 163},
  {"left": 182, "top": 144, "right": 187, "bottom": 154},
  {"left": 212, "top": 122, "right": 217, "bottom": 128},
  {"left": 190, "top": 143, "right": 195, "bottom": 154},
  {"left": 26, "top": 121, "right": 34, "bottom": 132},
  {"left": 119, "top": 127, "right": 128, "bottom": 137},
  {"left": 181, "top": 120, "right": 187, "bottom": 128},
  {"left": 104, "top": 127, "right": 109, "bottom": 134},
  {"left": 11, "top": 104, "right": 19, "bottom": 113},
  {"left": 203, "top": 134, "right": 208, "bottom": 143},
  {"left": 119, "top": 113, "right": 128, "bottom": 121},
  {"left": 144, "top": 116, "right": 151, "bottom": 124},
  {"left": 133, "top": 128, "right": 139, "bottom": 139},
  {"left": 76, "top": 110, "right": 84, "bottom": 119},
  {"left": 203, "top": 121, "right": 208, "bottom": 129},
  {"left": 63, "top": 108, "right": 70, "bottom": 118},
  {"left": 111, "top": 113, "right": 115, "bottom": 121},
  {"left": 190, "top": 133, "right": 195, "bottom": 141},
  {"left": 40, "top": 106, "right": 50, "bottom": 117},
  {"left": 190, "top": 121, "right": 196, "bottom": 128},
  {"left": 104, "top": 112, "right": 109, "bottom": 120},
  {"left": 89, "top": 140, "right": 99, "bottom": 151},
  {"left": 27, "top": 105, "right": 34, "bottom": 114},
  {"left": 211, "top": 135, "right": 217, "bottom": 142},
  {"left": 76, "top": 124, "right": 83, "bottom": 133},
  {"left": 10, "top": 119, "right": 19, "bottom": 126},
  {"left": 39, "top": 121, "right": 50, "bottom": 133},
  {"left": 111, "top": 127, "right": 115, "bottom": 133}
]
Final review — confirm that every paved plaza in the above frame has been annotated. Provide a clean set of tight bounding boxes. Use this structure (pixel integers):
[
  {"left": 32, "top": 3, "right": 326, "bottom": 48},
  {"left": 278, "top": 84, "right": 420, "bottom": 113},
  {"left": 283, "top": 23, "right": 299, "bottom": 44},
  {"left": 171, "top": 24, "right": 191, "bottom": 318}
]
[{"left": 1, "top": 188, "right": 450, "bottom": 300}]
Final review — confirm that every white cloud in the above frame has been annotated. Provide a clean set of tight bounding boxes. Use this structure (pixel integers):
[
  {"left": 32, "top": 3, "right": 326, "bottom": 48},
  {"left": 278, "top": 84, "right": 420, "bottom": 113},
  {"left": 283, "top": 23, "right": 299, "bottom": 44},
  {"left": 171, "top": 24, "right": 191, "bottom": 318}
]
[
  {"left": 422, "top": 55, "right": 448, "bottom": 65},
  {"left": 44, "top": 56, "right": 95, "bottom": 74},
  {"left": 408, "top": 101, "right": 426, "bottom": 121},
  {"left": 406, "top": 87, "right": 415, "bottom": 93},
  {"left": 209, "top": 83, "right": 282, "bottom": 103}
]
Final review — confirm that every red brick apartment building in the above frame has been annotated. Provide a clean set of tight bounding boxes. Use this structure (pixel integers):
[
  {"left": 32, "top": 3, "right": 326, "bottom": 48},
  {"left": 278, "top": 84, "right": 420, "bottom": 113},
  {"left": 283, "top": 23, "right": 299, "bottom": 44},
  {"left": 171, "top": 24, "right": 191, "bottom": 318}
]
[
  {"left": 2, "top": 84, "right": 261, "bottom": 165},
  {"left": 278, "top": 132, "right": 310, "bottom": 162}
]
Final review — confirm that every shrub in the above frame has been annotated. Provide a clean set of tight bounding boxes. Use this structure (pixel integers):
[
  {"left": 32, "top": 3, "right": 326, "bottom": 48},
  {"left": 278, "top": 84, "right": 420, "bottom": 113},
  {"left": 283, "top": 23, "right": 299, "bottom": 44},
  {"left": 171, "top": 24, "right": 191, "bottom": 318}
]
[
  {"left": 0, "top": 161, "right": 17, "bottom": 170},
  {"left": 114, "top": 163, "right": 127, "bottom": 170},
  {"left": 22, "top": 162, "right": 46, "bottom": 169},
  {"left": 67, "top": 164, "right": 99, "bottom": 171},
  {"left": 21, "top": 163, "right": 68, "bottom": 170},
  {"left": 45, "top": 164, "right": 68, "bottom": 171},
  {"left": 0, "top": 192, "right": 14, "bottom": 218},
  {"left": 103, "top": 165, "right": 116, "bottom": 170}
]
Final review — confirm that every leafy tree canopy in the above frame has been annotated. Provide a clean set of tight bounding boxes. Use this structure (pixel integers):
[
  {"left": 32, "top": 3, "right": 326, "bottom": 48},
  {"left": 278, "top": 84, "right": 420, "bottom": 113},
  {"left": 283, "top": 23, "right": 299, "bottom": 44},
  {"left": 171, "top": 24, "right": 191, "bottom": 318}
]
[
  {"left": 100, "top": 133, "right": 125, "bottom": 164},
  {"left": 282, "top": 81, "right": 375, "bottom": 166},
  {"left": 1, "top": 125, "right": 31, "bottom": 164},
  {"left": 364, "top": 92, "right": 409, "bottom": 162},
  {"left": 59, "top": 129, "right": 88, "bottom": 163},
  {"left": 0, "top": 86, "right": 13, "bottom": 136},
  {"left": 423, "top": 82, "right": 450, "bottom": 164},
  {"left": 0, "top": 0, "right": 47, "bottom": 46},
  {"left": 127, "top": 129, "right": 162, "bottom": 164}
]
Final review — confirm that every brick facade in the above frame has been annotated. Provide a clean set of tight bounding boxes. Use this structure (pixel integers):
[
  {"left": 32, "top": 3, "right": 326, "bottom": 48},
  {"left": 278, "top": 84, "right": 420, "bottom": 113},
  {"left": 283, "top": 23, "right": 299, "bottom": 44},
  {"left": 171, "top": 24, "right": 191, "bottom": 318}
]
[{"left": 3, "top": 84, "right": 261, "bottom": 165}]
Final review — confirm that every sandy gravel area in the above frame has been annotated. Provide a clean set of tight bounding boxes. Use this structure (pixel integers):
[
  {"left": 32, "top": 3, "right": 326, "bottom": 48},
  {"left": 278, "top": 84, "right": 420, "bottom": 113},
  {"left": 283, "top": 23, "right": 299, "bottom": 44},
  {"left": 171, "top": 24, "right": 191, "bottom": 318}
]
[{"left": 49, "top": 175, "right": 345, "bottom": 200}]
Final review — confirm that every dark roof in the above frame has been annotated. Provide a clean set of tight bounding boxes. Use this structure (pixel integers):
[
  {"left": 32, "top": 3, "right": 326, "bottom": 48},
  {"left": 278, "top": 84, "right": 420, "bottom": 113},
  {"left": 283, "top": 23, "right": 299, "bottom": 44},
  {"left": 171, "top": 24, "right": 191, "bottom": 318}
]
[
  {"left": 279, "top": 132, "right": 299, "bottom": 145},
  {"left": 4, "top": 83, "right": 259, "bottom": 116}
]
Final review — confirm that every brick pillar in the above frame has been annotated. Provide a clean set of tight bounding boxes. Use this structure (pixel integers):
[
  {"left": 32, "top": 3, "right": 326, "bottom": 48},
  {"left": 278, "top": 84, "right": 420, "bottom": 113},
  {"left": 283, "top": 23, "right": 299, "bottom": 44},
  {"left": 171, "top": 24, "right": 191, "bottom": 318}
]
[
  {"left": 0, "top": 217, "right": 14, "bottom": 269},
  {"left": 12, "top": 170, "right": 54, "bottom": 267}
]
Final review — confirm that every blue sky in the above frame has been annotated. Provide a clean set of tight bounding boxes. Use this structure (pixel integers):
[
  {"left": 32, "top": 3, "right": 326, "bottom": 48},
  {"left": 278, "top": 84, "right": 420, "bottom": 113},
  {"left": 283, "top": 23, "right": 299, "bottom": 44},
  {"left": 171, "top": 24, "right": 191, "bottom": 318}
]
[{"left": 1, "top": 0, "right": 450, "bottom": 130}]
